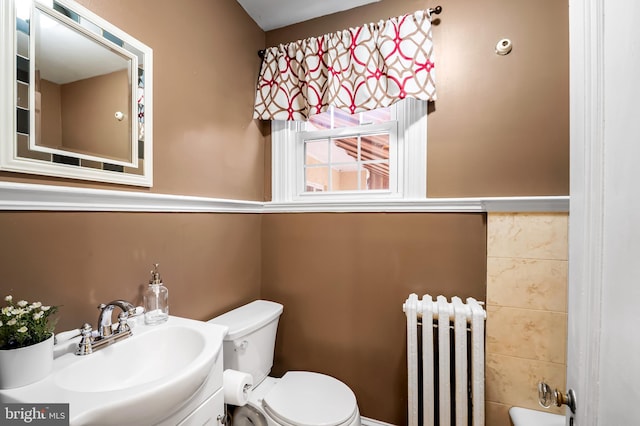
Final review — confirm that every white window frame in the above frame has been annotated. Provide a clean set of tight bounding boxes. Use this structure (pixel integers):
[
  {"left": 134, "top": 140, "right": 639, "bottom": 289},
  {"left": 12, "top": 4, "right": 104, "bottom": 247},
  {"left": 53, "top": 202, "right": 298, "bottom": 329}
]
[
  {"left": 298, "top": 121, "right": 398, "bottom": 198},
  {"left": 271, "top": 98, "right": 427, "bottom": 204}
]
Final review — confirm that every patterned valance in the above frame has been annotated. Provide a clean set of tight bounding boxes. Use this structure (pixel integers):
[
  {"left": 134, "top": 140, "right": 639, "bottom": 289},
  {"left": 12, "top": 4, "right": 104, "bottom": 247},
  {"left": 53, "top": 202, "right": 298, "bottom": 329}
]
[{"left": 253, "top": 9, "right": 437, "bottom": 121}]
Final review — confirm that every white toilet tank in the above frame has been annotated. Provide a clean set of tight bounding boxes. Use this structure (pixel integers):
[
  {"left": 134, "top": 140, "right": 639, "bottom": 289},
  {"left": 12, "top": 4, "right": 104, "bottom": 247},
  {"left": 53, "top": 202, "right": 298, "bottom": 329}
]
[{"left": 208, "top": 300, "right": 283, "bottom": 386}]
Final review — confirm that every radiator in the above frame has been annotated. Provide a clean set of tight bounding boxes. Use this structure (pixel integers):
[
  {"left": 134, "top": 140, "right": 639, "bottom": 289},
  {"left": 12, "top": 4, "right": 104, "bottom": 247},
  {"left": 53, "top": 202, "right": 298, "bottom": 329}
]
[{"left": 403, "top": 294, "right": 486, "bottom": 426}]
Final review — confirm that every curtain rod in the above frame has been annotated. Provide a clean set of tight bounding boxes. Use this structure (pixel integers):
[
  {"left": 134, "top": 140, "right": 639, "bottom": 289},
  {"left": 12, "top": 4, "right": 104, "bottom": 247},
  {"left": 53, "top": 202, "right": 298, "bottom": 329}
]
[{"left": 257, "top": 6, "right": 443, "bottom": 59}]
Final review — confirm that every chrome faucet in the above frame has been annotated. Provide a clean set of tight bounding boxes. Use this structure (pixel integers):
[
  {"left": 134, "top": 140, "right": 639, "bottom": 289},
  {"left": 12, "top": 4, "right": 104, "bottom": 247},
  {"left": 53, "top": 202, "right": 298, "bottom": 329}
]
[
  {"left": 76, "top": 299, "right": 139, "bottom": 355},
  {"left": 97, "top": 300, "right": 136, "bottom": 338}
]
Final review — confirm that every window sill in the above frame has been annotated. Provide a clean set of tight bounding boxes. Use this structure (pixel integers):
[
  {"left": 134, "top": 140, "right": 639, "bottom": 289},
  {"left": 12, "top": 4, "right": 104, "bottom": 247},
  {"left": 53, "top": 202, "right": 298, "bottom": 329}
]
[{"left": 0, "top": 181, "right": 569, "bottom": 213}]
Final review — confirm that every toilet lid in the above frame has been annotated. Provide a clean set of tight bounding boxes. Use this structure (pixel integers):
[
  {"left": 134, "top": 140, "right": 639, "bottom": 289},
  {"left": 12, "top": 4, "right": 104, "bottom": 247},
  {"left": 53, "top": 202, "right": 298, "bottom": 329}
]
[{"left": 263, "top": 371, "right": 357, "bottom": 426}]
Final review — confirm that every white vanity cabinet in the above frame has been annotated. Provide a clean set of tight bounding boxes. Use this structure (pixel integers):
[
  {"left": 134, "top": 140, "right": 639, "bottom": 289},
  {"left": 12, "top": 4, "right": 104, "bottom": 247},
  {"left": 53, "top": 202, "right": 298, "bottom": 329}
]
[
  {"left": 160, "top": 348, "right": 225, "bottom": 426},
  {"left": 177, "top": 388, "right": 225, "bottom": 426}
]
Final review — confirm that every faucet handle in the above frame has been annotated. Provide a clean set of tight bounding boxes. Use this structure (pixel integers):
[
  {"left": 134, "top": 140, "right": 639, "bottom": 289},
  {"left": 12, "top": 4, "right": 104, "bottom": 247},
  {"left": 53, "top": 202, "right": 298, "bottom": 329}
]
[
  {"left": 76, "top": 323, "right": 94, "bottom": 356},
  {"left": 117, "top": 312, "right": 131, "bottom": 333}
]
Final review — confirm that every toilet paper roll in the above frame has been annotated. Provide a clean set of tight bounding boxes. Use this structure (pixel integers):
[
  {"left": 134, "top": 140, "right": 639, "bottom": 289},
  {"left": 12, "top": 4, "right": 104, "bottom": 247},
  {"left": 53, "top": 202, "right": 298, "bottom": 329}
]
[
  {"left": 223, "top": 369, "right": 253, "bottom": 406},
  {"left": 495, "top": 38, "right": 513, "bottom": 55}
]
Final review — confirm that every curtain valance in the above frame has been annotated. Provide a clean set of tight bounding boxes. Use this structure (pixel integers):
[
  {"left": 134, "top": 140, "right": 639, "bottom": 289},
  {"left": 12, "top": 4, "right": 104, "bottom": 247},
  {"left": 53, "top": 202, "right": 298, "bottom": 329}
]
[{"left": 253, "top": 9, "right": 437, "bottom": 121}]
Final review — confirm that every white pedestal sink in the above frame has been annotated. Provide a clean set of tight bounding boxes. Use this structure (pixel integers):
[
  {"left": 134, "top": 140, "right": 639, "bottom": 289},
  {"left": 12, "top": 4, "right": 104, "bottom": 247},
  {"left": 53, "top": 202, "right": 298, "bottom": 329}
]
[{"left": 0, "top": 315, "right": 228, "bottom": 425}]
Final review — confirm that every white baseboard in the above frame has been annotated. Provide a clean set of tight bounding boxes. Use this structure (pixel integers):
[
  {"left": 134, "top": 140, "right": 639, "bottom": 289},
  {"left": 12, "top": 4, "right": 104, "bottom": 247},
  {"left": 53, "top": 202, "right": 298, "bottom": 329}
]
[{"left": 360, "top": 417, "right": 397, "bottom": 426}]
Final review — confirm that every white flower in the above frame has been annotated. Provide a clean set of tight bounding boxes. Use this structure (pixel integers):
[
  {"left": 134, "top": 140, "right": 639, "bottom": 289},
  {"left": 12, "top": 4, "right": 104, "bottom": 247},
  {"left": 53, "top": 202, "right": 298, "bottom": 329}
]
[{"left": 1, "top": 296, "right": 57, "bottom": 350}]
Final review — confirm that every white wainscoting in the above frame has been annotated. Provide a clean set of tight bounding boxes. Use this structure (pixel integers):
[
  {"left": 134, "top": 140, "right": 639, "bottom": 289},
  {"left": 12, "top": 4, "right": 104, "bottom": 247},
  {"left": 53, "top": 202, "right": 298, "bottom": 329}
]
[{"left": 0, "top": 181, "right": 569, "bottom": 213}]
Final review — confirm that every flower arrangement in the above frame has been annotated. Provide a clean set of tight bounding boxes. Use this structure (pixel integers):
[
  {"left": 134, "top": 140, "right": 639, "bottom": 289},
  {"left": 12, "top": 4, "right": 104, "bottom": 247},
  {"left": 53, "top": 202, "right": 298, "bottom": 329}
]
[{"left": 0, "top": 296, "right": 58, "bottom": 350}]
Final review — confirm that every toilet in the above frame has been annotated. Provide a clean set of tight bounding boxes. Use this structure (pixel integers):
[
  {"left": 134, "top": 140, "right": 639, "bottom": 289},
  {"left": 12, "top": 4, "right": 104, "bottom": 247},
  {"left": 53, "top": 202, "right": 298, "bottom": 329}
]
[
  {"left": 509, "top": 407, "right": 565, "bottom": 426},
  {"left": 209, "top": 300, "right": 361, "bottom": 426}
]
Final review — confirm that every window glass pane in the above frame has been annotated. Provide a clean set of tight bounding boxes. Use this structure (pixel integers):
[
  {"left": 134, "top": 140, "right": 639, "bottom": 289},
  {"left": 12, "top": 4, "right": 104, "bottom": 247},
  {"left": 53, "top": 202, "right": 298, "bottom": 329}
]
[
  {"left": 307, "top": 110, "right": 332, "bottom": 130},
  {"left": 363, "top": 134, "right": 389, "bottom": 190},
  {"left": 359, "top": 107, "right": 391, "bottom": 125},
  {"left": 331, "top": 162, "right": 359, "bottom": 191},
  {"left": 360, "top": 167, "right": 370, "bottom": 190},
  {"left": 305, "top": 166, "right": 328, "bottom": 192},
  {"left": 361, "top": 133, "right": 389, "bottom": 162},
  {"left": 332, "top": 137, "right": 358, "bottom": 163},
  {"left": 332, "top": 108, "right": 359, "bottom": 128},
  {"left": 305, "top": 139, "right": 329, "bottom": 164},
  {"left": 363, "top": 163, "right": 389, "bottom": 190}
]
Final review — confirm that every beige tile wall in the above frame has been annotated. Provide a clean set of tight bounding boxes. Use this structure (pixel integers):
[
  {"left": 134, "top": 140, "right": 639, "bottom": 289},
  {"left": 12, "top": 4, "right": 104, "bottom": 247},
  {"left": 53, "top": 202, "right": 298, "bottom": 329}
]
[{"left": 485, "top": 212, "right": 569, "bottom": 425}]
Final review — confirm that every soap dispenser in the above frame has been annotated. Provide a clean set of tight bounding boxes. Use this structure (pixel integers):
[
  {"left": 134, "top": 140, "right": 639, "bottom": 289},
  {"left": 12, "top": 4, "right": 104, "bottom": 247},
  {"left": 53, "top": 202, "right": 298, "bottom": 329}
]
[{"left": 144, "top": 263, "right": 169, "bottom": 325}]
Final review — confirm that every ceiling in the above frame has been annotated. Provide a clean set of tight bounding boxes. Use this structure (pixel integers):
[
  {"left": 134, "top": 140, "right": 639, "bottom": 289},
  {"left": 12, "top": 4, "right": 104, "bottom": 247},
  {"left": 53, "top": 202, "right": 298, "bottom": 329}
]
[{"left": 236, "top": 0, "right": 381, "bottom": 31}]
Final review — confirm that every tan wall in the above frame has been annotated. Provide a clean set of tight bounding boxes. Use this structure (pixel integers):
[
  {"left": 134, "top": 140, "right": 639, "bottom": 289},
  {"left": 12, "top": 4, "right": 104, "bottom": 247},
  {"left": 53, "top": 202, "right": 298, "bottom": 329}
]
[
  {"left": 266, "top": 0, "right": 569, "bottom": 197},
  {"left": 261, "top": 213, "right": 487, "bottom": 424},
  {"left": 485, "top": 213, "right": 568, "bottom": 425},
  {"left": 0, "top": 212, "right": 262, "bottom": 331}
]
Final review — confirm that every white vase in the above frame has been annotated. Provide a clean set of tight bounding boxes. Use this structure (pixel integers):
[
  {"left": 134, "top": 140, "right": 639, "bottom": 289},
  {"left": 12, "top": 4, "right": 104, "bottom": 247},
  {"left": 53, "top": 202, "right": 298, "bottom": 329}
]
[{"left": 0, "top": 334, "right": 54, "bottom": 389}]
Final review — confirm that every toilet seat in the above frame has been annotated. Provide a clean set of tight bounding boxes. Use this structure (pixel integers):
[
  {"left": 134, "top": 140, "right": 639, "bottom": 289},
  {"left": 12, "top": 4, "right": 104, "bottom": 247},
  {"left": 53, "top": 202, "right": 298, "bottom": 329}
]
[{"left": 262, "top": 371, "right": 358, "bottom": 426}]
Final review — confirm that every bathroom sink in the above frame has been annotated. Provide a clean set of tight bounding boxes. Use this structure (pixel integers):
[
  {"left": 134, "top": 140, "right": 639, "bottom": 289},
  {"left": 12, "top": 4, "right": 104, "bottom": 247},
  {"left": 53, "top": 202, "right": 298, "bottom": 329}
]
[
  {"left": 56, "top": 326, "right": 206, "bottom": 393},
  {"left": 0, "top": 316, "right": 228, "bottom": 425}
]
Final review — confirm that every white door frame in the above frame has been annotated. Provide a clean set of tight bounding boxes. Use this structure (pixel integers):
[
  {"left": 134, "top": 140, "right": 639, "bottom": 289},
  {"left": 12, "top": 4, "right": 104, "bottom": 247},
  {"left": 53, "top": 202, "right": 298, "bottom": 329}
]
[{"left": 567, "top": 0, "right": 604, "bottom": 423}]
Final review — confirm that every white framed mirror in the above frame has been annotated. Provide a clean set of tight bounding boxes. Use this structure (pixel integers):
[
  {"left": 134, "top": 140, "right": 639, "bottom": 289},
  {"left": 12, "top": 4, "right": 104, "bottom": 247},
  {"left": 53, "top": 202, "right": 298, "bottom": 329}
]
[{"left": 0, "top": 0, "right": 153, "bottom": 187}]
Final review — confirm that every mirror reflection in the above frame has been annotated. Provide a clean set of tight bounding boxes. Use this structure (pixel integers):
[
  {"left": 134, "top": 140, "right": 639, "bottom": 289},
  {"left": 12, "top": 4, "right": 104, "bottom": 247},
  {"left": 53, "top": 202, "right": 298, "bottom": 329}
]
[{"left": 33, "top": 6, "right": 133, "bottom": 163}]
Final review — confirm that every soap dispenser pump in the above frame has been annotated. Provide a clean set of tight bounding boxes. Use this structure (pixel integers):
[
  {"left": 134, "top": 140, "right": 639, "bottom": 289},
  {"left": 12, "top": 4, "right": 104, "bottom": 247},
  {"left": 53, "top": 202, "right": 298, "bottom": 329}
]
[{"left": 144, "top": 263, "right": 169, "bottom": 325}]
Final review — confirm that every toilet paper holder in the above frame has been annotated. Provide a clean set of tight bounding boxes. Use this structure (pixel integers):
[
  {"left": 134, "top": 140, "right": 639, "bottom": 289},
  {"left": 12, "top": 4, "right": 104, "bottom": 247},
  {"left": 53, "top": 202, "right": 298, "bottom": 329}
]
[{"left": 538, "top": 381, "right": 576, "bottom": 414}]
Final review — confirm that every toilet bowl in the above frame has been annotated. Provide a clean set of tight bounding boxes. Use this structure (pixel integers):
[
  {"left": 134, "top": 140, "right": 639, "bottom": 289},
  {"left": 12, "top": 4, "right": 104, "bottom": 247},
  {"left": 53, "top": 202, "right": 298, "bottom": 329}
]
[
  {"left": 232, "top": 375, "right": 360, "bottom": 426},
  {"left": 209, "top": 300, "right": 361, "bottom": 426},
  {"left": 509, "top": 406, "right": 565, "bottom": 426}
]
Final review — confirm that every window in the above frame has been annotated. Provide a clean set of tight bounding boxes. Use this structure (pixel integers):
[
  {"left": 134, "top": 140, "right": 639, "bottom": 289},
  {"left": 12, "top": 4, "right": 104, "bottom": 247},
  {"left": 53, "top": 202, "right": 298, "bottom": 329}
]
[
  {"left": 303, "top": 107, "right": 395, "bottom": 194},
  {"left": 271, "top": 99, "right": 427, "bottom": 204}
]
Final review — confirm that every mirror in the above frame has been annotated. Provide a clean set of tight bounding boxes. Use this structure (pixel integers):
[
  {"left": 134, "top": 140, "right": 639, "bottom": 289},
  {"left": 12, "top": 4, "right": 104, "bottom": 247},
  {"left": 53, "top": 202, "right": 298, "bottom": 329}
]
[
  {"left": 0, "top": 0, "right": 153, "bottom": 186},
  {"left": 32, "top": 7, "right": 134, "bottom": 163}
]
